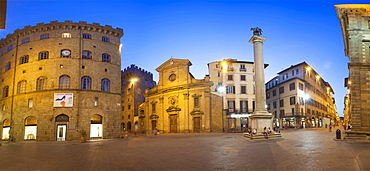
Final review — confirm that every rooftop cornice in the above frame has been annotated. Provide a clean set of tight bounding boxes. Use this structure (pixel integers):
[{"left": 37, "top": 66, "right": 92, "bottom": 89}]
[{"left": 0, "top": 20, "right": 124, "bottom": 46}]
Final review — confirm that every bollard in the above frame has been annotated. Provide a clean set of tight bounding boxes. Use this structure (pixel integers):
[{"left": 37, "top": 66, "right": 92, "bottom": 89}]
[{"left": 336, "top": 129, "right": 341, "bottom": 139}]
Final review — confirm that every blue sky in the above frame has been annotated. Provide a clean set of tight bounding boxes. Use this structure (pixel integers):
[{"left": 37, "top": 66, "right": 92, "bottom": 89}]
[{"left": 2, "top": 0, "right": 369, "bottom": 117}]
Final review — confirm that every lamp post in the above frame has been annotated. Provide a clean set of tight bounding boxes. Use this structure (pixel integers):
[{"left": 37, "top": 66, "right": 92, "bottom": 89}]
[
  {"left": 221, "top": 61, "right": 228, "bottom": 132},
  {"left": 298, "top": 90, "right": 310, "bottom": 128},
  {"left": 130, "top": 78, "right": 138, "bottom": 132}
]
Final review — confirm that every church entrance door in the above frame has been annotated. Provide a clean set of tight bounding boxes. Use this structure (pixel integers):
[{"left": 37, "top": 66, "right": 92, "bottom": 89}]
[
  {"left": 193, "top": 117, "right": 201, "bottom": 133},
  {"left": 169, "top": 115, "right": 177, "bottom": 133}
]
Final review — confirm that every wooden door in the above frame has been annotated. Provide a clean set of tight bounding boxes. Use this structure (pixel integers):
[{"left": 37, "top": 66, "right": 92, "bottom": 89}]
[
  {"left": 151, "top": 120, "right": 157, "bottom": 130},
  {"left": 169, "top": 115, "right": 177, "bottom": 133},
  {"left": 193, "top": 117, "right": 201, "bottom": 133}
]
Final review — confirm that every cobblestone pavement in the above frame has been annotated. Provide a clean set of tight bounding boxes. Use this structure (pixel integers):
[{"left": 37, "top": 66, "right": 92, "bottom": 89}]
[{"left": 0, "top": 128, "right": 369, "bottom": 170}]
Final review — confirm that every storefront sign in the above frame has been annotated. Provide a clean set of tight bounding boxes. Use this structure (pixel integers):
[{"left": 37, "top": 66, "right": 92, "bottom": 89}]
[{"left": 54, "top": 93, "right": 73, "bottom": 107}]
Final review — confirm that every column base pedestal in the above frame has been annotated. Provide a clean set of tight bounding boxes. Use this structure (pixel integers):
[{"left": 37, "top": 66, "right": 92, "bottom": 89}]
[{"left": 249, "top": 113, "right": 273, "bottom": 133}]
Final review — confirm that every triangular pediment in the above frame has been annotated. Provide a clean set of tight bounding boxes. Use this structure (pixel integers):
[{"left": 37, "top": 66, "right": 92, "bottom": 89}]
[{"left": 156, "top": 58, "right": 192, "bottom": 72}]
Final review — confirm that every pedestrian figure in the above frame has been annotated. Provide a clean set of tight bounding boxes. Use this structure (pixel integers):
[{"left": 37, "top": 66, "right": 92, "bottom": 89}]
[
  {"left": 252, "top": 129, "right": 257, "bottom": 134},
  {"left": 267, "top": 127, "right": 272, "bottom": 134},
  {"left": 329, "top": 124, "right": 332, "bottom": 132}
]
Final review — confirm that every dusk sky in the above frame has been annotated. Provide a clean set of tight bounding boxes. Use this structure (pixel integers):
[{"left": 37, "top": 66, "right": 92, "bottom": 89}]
[{"left": 2, "top": 0, "right": 369, "bottom": 117}]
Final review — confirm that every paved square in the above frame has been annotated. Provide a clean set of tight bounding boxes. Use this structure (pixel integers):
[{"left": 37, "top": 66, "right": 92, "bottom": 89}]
[{"left": 0, "top": 128, "right": 369, "bottom": 170}]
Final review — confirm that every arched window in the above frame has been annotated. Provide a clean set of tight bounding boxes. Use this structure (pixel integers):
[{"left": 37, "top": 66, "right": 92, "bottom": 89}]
[
  {"left": 3, "top": 86, "right": 9, "bottom": 98},
  {"left": 19, "top": 55, "right": 29, "bottom": 64},
  {"left": 5, "top": 62, "right": 11, "bottom": 71},
  {"left": 102, "top": 36, "right": 110, "bottom": 43},
  {"left": 59, "top": 75, "right": 70, "bottom": 89},
  {"left": 101, "top": 78, "right": 110, "bottom": 92},
  {"left": 22, "top": 38, "right": 30, "bottom": 44},
  {"left": 82, "top": 50, "right": 92, "bottom": 59},
  {"left": 38, "top": 51, "right": 49, "bottom": 60},
  {"left": 24, "top": 116, "right": 37, "bottom": 140},
  {"left": 7, "top": 45, "right": 12, "bottom": 52},
  {"left": 102, "top": 53, "right": 110, "bottom": 63},
  {"left": 82, "top": 33, "right": 91, "bottom": 39},
  {"left": 36, "top": 77, "right": 47, "bottom": 90},
  {"left": 17, "top": 80, "right": 27, "bottom": 94},
  {"left": 81, "top": 76, "right": 92, "bottom": 89},
  {"left": 40, "top": 34, "right": 49, "bottom": 40}
]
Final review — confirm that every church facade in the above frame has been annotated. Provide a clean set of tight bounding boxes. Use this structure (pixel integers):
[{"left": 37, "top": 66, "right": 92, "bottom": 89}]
[
  {"left": 139, "top": 59, "right": 223, "bottom": 133},
  {"left": 0, "top": 21, "right": 123, "bottom": 141}
]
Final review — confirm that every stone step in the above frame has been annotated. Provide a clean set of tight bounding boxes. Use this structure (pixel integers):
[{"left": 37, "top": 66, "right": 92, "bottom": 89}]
[{"left": 243, "top": 133, "right": 282, "bottom": 140}]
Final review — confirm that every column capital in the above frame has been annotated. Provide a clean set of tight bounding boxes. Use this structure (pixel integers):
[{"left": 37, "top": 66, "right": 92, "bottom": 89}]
[{"left": 249, "top": 35, "right": 267, "bottom": 43}]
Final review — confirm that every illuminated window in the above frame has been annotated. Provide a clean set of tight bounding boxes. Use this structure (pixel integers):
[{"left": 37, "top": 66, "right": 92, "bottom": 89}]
[
  {"left": 81, "top": 76, "right": 92, "bottom": 89},
  {"left": 59, "top": 75, "right": 70, "bottom": 89},
  {"left": 40, "top": 34, "right": 49, "bottom": 40},
  {"left": 22, "top": 38, "right": 30, "bottom": 44},
  {"left": 102, "top": 36, "right": 110, "bottom": 43},
  {"left": 38, "top": 51, "right": 49, "bottom": 60},
  {"left": 17, "top": 80, "right": 27, "bottom": 94},
  {"left": 62, "top": 32, "right": 71, "bottom": 38},
  {"left": 28, "top": 99, "right": 33, "bottom": 108},
  {"left": 82, "top": 33, "right": 91, "bottom": 39},
  {"left": 101, "top": 78, "right": 110, "bottom": 91},
  {"left": 102, "top": 53, "right": 111, "bottom": 63},
  {"left": 82, "top": 50, "right": 92, "bottom": 59},
  {"left": 19, "top": 55, "right": 29, "bottom": 64}
]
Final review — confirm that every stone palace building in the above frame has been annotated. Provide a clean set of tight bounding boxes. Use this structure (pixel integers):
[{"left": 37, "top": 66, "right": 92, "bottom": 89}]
[
  {"left": 0, "top": 21, "right": 123, "bottom": 141},
  {"left": 336, "top": 4, "right": 370, "bottom": 139}
]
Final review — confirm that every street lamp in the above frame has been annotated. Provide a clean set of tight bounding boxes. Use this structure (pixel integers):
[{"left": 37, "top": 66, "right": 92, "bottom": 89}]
[
  {"left": 298, "top": 90, "right": 310, "bottom": 128},
  {"left": 220, "top": 61, "right": 228, "bottom": 132},
  {"left": 131, "top": 78, "right": 138, "bottom": 132}
]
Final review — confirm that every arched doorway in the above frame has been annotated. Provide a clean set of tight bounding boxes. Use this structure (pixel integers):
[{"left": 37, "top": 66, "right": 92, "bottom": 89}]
[
  {"left": 90, "top": 114, "right": 102, "bottom": 138},
  {"left": 121, "top": 122, "right": 125, "bottom": 131},
  {"left": 55, "top": 114, "right": 69, "bottom": 141},
  {"left": 2, "top": 119, "right": 10, "bottom": 140},
  {"left": 24, "top": 116, "right": 37, "bottom": 140},
  {"left": 127, "top": 121, "right": 132, "bottom": 132}
]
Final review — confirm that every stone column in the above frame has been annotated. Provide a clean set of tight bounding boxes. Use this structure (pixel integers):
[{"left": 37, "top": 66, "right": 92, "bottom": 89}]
[{"left": 248, "top": 28, "right": 273, "bottom": 133}]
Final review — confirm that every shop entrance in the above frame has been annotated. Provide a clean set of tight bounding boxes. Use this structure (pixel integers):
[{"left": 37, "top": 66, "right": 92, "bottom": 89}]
[
  {"left": 24, "top": 116, "right": 37, "bottom": 140},
  {"left": 90, "top": 114, "right": 103, "bottom": 138},
  {"left": 55, "top": 114, "right": 69, "bottom": 141},
  {"left": 57, "top": 125, "right": 66, "bottom": 141},
  {"left": 2, "top": 119, "right": 10, "bottom": 140}
]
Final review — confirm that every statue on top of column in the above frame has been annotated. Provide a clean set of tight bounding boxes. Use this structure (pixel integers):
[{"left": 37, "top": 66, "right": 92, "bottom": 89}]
[{"left": 251, "top": 27, "right": 263, "bottom": 36}]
